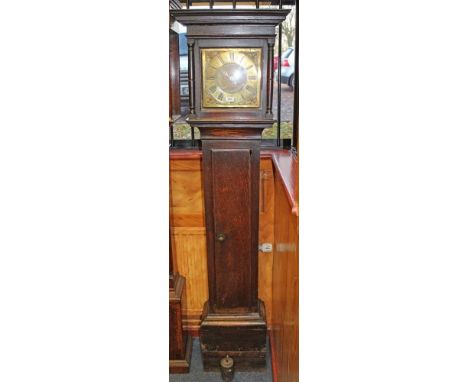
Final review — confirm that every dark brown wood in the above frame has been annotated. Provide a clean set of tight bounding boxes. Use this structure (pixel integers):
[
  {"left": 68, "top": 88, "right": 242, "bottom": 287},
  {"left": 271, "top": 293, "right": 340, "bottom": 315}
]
[
  {"left": 169, "top": 274, "right": 193, "bottom": 373},
  {"left": 169, "top": 188, "right": 192, "bottom": 373},
  {"left": 169, "top": 29, "right": 181, "bottom": 119},
  {"left": 267, "top": 42, "right": 274, "bottom": 116},
  {"left": 276, "top": 13, "right": 282, "bottom": 146},
  {"left": 169, "top": 275, "right": 185, "bottom": 360},
  {"left": 171, "top": 8, "right": 289, "bottom": 372},
  {"left": 188, "top": 42, "right": 195, "bottom": 115},
  {"left": 200, "top": 300, "right": 267, "bottom": 370},
  {"left": 202, "top": 139, "right": 261, "bottom": 312}
]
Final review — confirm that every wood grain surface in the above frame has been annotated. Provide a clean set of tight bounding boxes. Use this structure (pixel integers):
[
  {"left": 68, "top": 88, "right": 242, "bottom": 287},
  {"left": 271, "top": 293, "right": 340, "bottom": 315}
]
[
  {"left": 170, "top": 157, "right": 275, "bottom": 331},
  {"left": 271, "top": 164, "right": 299, "bottom": 382},
  {"left": 170, "top": 153, "right": 298, "bottom": 379}
]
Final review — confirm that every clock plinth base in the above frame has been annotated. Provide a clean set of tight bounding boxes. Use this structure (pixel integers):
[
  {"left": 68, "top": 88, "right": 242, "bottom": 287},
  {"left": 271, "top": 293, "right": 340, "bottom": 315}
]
[{"left": 200, "top": 300, "right": 267, "bottom": 371}]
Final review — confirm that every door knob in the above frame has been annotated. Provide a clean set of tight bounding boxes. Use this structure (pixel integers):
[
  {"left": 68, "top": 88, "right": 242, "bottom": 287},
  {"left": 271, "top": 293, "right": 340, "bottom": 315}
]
[{"left": 216, "top": 233, "right": 226, "bottom": 242}]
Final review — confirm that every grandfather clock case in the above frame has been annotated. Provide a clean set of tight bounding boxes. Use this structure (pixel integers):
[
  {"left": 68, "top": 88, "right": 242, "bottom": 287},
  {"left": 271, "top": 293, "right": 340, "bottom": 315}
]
[{"left": 171, "top": 9, "right": 289, "bottom": 370}]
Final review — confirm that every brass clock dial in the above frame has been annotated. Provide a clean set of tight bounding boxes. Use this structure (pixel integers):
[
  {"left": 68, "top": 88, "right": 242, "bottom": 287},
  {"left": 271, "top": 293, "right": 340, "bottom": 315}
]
[{"left": 201, "top": 48, "right": 262, "bottom": 108}]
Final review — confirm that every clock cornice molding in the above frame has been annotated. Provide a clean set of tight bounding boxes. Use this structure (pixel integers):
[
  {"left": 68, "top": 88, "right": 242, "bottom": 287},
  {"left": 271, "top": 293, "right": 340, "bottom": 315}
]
[{"left": 170, "top": 9, "right": 290, "bottom": 27}]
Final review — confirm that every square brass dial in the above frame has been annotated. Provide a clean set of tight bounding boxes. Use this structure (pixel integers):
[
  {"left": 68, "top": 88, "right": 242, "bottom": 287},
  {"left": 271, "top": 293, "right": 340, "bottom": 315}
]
[{"left": 201, "top": 48, "right": 262, "bottom": 108}]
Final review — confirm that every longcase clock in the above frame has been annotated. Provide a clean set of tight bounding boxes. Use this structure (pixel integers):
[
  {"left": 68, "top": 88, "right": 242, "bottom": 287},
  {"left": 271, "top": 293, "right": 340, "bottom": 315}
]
[{"left": 171, "top": 8, "right": 289, "bottom": 371}]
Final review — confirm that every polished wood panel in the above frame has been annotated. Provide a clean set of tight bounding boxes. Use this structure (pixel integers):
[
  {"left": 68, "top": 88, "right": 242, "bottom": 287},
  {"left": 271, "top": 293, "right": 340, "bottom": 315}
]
[
  {"left": 169, "top": 156, "right": 275, "bottom": 331},
  {"left": 271, "top": 159, "right": 299, "bottom": 382},
  {"left": 258, "top": 159, "right": 274, "bottom": 327},
  {"left": 169, "top": 276, "right": 185, "bottom": 359},
  {"left": 169, "top": 274, "right": 192, "bottom": 373},
  {"left": 169, "top": 178, "right": 192, "bottom": 373},
  {"left": 271, "top": 150, "right": 298, "bottom": 215},
  {"left": 271, "top": 177, "right": 289, "bottom": 380},
  {"left": 170, "top": 150, "right": 298, "bottom": 377},
  {"left": 284, "top": 215, "right": 298, "bottom": 381},
  {"left": 169, "top": 29, "right": 181, "bottom": 118},
  {"left": 170, "top": 159, "right": 204, "bottom": 227},
  {"left": 209, "top": 144, "right": 255, "bottom": 310},
  {"left": 199, "top": 135, "right": 266, "bottom": 369},
  {"left": 171, "top": 226, "right": 208, "bottom": 336}
]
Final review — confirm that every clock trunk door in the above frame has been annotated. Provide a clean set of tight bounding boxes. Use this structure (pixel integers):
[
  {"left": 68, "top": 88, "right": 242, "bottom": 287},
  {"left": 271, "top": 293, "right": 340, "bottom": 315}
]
[{"left": 203, "top": 140, "right": 260, "bottom": 312}]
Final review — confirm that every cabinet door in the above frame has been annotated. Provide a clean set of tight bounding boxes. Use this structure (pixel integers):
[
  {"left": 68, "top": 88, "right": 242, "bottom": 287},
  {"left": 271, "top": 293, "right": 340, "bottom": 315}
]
[{"left": 202, "top": 140, "right": 260, "bottom": 312}]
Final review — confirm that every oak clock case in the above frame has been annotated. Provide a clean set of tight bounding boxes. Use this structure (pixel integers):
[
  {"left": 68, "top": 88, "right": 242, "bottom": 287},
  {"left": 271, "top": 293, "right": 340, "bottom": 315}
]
[{"left": 171, "top": 9, "right": 289, "bottom": 372}]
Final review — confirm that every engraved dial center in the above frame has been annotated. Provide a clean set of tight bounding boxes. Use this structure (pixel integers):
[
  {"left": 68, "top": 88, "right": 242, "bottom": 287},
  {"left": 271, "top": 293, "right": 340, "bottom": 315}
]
[{"left": 215, "top": 63, "right": 248, "bottom": 94}]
